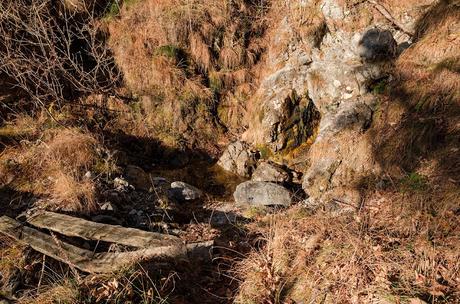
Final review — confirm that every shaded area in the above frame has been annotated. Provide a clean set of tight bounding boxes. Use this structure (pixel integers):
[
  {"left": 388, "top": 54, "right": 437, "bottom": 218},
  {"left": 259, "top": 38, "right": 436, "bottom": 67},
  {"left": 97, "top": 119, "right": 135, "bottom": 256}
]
[{"left": 0, "top": 107, "right": 253, "bottom": 303}]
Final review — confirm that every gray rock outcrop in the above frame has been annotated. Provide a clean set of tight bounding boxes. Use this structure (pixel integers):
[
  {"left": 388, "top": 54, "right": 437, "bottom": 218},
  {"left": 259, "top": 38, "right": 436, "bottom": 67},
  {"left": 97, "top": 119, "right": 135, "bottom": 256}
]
[
  {"left": 217, "top": 141, "right": 257, "bottom": 177},
  {"left": 226, "top": 0, "right": 437, "bottom": 206}
]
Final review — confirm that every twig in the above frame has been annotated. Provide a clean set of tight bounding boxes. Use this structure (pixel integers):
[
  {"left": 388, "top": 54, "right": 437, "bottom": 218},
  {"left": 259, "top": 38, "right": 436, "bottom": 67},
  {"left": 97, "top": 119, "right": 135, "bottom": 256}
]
[
  {"left": 37, "top": 254, "right": 46, "bottom": 293},
  {"left": 50, "top": 231, "right": 81, "bottom": 283},
  {"left": 367, "top": 0, "right": 414, "bottom": 36}
]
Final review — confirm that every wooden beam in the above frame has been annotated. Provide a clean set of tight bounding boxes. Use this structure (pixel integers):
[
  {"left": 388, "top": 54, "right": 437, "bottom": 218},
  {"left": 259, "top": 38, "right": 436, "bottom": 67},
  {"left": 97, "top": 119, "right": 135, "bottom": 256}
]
[
  {"left": 26, "top": 211, "right": 181, "bottom": 248},
  {"left": 0, "top": 216, "right": 213, "bottom": 273}
]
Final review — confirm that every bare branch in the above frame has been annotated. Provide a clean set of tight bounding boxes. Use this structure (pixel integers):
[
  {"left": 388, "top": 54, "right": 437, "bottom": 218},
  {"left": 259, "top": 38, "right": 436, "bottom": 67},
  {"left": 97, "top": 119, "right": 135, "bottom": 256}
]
[{"left": 0, "top": 0, "right": 120, "bottom": 108}]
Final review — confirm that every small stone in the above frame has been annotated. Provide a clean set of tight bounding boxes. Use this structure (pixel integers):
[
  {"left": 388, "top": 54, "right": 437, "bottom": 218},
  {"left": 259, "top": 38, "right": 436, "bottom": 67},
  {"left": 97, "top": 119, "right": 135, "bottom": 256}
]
[
  {"left": 234, "top": 181, "right": 292, "bottom": 207},
  {"left": 113, "top": 177, "right": 129, "bottom": 190},
  {"left": 100, "top": 202, "right": 116, "bottom": 212},
  {"left": 83, "top": 171, "right": 93, "bottom": 180},
  {"left": 251, "top": 161, "right": 291, "bottom": 183},
  {"left": 124, "top": 165, "right": 150, "bottom": 191},
  {"left": 343, "top": 92, "right": 353, "bottom": 99},
  {"left": 169, "top": 181, "right": 203, "bottom": 201}
]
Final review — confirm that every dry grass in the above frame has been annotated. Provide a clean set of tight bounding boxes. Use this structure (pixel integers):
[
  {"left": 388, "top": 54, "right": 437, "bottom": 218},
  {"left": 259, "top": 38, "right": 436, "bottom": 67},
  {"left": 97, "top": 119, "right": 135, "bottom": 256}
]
[
  {"left": 108, "top": 0, "right": 267, "bottom": 95},
  {"left": 0, "top": 126, "right": 102, "bottom": 213},
  {"left": 372, "top": 0, "right": 460, "bottom": 178},
  {"left": 395, "top": 1, "right": 460, "bottom": 110},
  {"left": 106, "top": 0, "right": 270, "bottom": 146},
  {"left": 0, "top": 236, "right": 26, "bottom": 291},
  {"left": 236, "top": 185, "right": 460, "bottom": 303},
  {"left": 18, "top": 280, "right": 79, "bottom": 304}
]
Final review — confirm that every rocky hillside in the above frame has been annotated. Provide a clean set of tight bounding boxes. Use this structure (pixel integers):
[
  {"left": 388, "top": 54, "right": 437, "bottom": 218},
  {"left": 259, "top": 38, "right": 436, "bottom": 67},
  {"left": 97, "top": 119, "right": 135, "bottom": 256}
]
[{"left": 0, "top": 0, "right": 459, "bottom": 303}]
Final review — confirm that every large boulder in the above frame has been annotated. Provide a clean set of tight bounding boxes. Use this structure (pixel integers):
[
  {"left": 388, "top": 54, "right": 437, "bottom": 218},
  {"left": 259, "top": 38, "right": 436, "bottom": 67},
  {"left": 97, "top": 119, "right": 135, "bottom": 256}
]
[
  {"left": 251, "top": 161, "right": 291, "bottom": 183},
  {"left": 242, "top": 15, "right": 322, "bottom": 156},
  {"left": 217, "top": 141, "right": 257, "bottom": 177},
  {"left": 233, "top": 181, "right": 292, "bottom": 207}
]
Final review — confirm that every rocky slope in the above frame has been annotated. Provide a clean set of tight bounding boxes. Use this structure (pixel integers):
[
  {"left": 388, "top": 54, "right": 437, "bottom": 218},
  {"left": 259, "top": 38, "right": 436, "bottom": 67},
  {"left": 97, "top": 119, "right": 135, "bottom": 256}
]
[
  {"left": 106, "top": 0, "right": 459, "bottom": 209},
  {"left": 0, "top": 0, "right": 459, "bottom": 303}
]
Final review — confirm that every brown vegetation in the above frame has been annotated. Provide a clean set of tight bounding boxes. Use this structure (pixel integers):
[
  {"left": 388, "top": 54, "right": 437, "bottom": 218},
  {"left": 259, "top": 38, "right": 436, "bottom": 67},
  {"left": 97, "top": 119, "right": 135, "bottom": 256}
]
[
  {"left": 373, "top": 0, "right": 460, "bottom": 178},
  {"left": 0, "top": 0, "right": 120, "bottom": 106},
  {"left": 237, "top": 185, "right": 460, "bottom": 303},
  {"left": 106, "top": 0, "right": 270, "bottom": 148},
  {"left": 0, "top": 124, "right": 105, "bottom": 213},
  {"left": 0, "top": 1, "right": 459, "bottom": 303}
]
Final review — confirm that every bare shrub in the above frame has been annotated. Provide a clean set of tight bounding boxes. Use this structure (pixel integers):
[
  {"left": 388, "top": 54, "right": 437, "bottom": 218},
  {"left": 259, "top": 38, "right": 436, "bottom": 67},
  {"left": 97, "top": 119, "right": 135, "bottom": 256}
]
[{"left": 0, "top": 0, "right": 120, "bottom": 107}]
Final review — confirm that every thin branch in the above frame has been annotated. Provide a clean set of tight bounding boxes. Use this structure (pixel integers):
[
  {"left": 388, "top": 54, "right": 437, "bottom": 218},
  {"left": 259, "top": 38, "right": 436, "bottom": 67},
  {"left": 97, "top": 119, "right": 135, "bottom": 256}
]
[{"left": 367, "top": 0, "right": 414, "bottom": 37}]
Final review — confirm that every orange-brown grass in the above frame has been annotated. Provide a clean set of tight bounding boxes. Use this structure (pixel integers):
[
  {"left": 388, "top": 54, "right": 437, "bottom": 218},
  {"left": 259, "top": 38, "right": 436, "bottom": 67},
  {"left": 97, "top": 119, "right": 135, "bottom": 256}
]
[
  {"left": 107, "top": 0, "right": 269, "bottom": 141},
  {"left": 108, "top": 0, "right": 266, "bottom": 95},
  {"left": 395, "top": 1, "right": 460, "bottom": 110},
  {"left": 190, "top": 31, "right": 212, "bottom": 72},
  {"left": 0, "top": 127, "right": 100, "bottom": 213},
  {"left": 18, "top": 280, "right": 79, "bottom": 304},
  {"left": 236, "top": 186, "right": 460, "bottom": 303},
  {"left": 0, "top": 235, "right": 26, "bottom": 290},
  {"left": 372, "top": 1, "right": 460, "bottom": 178}
]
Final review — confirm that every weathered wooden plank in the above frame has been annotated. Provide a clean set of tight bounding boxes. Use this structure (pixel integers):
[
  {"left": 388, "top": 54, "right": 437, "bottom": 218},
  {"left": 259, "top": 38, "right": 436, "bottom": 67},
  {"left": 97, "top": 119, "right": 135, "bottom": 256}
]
[
  {"left": 0, "top": 216, "right": 213, "bottom": 273},
  {"left": 0, "top": 216, "right": 22, "bottom": 239},
  {"left": 26, "top": 211, "right": 181, "bottom": 248}
]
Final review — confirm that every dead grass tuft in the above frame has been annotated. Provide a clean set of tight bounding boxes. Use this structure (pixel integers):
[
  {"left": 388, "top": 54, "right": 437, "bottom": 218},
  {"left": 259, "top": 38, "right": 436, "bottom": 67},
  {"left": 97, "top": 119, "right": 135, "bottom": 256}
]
[
  {"left": 0, "top": 127, "right": 102, "bottom": 213},
  {"left": 18, "top": 280, "right": 79, "bottom": 304},
  {"left": 190, "top": 32, "right": 212, "bottom": 72},
  {"left": 0, "top": 236, "right": 26, "bottom": 290},
  {"left": 396, "top": 1, "right": 460, "bottom": 110}
]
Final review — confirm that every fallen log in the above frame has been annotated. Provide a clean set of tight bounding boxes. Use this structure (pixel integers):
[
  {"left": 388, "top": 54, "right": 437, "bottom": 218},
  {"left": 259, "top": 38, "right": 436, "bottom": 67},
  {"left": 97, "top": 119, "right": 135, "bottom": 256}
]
[
  {"left": 0, "top": 216, "right": 213, "bottom": 273},
  {"left": 26, "top": 211, "right": 180, "bottom": 248}
]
